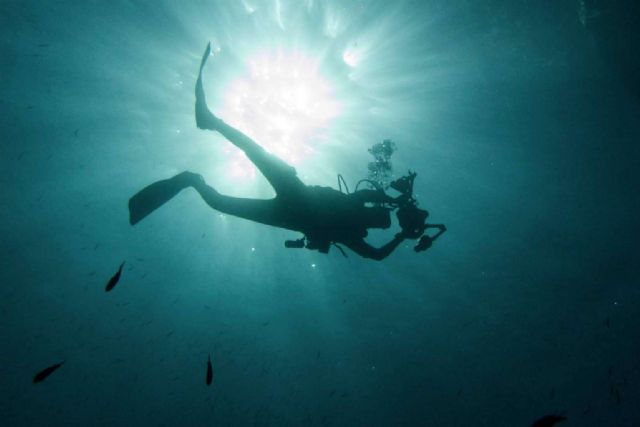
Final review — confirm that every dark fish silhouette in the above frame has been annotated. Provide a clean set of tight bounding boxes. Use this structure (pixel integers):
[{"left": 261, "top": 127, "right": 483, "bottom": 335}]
[
  {"left": 105, "top": 261, "right": 125, "bottom": 292},
  {"left": 530, "top": 415, "right": 567, "bottom": 427},
  {"left": 33, "top": 361, "right": 64, "bottom": 383},
  {"left": 206, "top": 354, "right": 213, "bottom": 386}
]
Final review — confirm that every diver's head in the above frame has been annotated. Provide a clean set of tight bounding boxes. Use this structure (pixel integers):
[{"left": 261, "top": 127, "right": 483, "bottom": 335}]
[
  {"left": 363, "top": 206, "right": 391, "bottom": 229},
  {"left": 397, "top": 205, "right": 428, "bottom": 238}
]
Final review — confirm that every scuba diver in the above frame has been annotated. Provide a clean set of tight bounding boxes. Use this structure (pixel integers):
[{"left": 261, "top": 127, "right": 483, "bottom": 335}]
[{"left": 128, "top": 43, "right": 446, "bottom": 260}]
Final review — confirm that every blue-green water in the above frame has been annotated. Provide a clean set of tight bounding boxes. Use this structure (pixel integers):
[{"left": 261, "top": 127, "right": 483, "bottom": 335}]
[{"left": 1, "top": 1, "right": 639, "bottom": 425}]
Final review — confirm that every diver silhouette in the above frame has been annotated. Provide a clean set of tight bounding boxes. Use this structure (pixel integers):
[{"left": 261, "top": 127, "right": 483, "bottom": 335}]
[{"left": 128, "top": 43, "right": 445, "bottom": 260}]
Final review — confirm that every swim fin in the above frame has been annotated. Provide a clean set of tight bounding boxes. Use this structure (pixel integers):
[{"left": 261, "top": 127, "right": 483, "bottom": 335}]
[
  {"left": 195, "top": 42, "right": 219, "bottom": 130},
  {"left": 128, "top": 174, "right": 191, "bottom": 225},
  {"left": 199, "top": 42, "right": 211, "bottom": 74}
]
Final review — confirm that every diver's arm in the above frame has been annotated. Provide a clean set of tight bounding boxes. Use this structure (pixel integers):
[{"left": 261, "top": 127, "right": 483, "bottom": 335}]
[
  {"left": 344, "top": 234, "right": 405, "bottom": 261},
  {"left": 426, "top": 224, "right": 446, "bottom": 242}
]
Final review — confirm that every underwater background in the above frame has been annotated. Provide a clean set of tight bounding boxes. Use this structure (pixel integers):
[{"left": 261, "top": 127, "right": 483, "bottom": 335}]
[{"left": 1, "top": 0, "right": 639, "bottom": 425}]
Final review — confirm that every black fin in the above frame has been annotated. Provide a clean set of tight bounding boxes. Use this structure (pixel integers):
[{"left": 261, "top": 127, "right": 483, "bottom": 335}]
[{"left": 128, "top": 176, "right": 190, "bottom": 225}]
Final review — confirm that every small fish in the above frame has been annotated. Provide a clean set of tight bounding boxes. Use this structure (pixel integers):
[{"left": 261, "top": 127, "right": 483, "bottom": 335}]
[
  {"left": 206, "top": 354, "right": 213, "bottom": 386},
  {"left": 105, "top": 261, "right": 125, "bottom": 292},
  {"left": 33, "top": 361, "right": 64, "bottom": 383},
  {"left": 604, "top": 317, "right": 610, "bottom": 328},
  {"left": 530, "top": 415, "right": 567, "bottom": 427},
  {"left": 73, "top": 129, "right": 79, "bottom": 137}
]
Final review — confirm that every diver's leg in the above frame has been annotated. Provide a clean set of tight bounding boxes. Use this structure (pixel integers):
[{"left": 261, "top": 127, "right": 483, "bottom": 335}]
[
  {"left": 195, "top": 43, "right": 304, "bottom": 196},
  {"left": 130, "top": 171, "right": 292, "bottom": 230},
  {"left": 210, "top": 119, "right": 304, "bottom": 195},
  {"left": 190, "top": 176, "right": 292, "bottom": 229}
]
